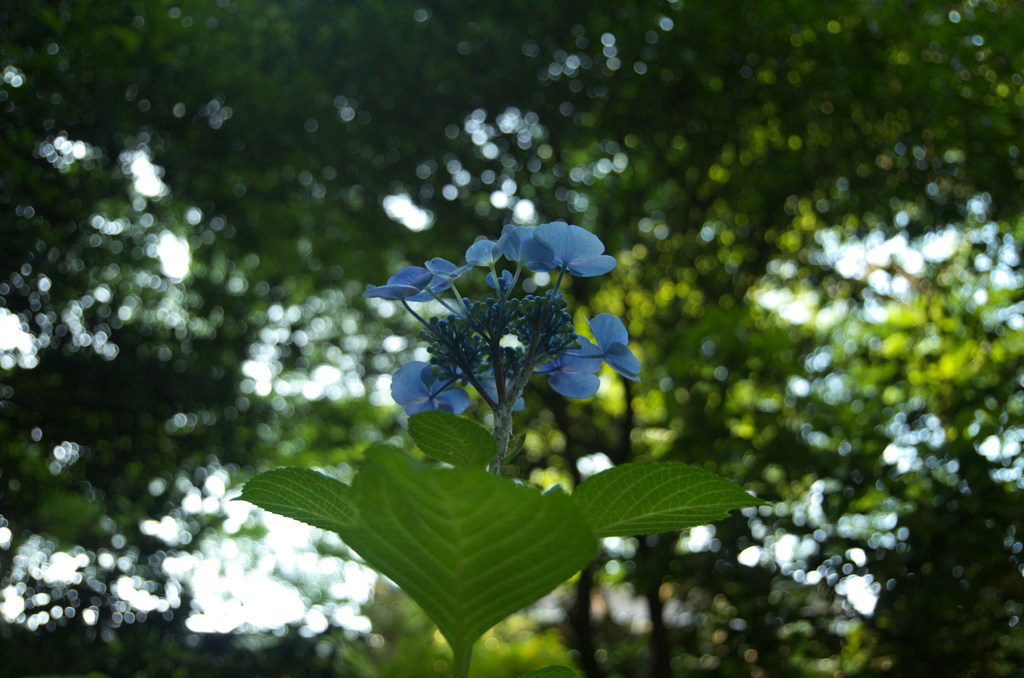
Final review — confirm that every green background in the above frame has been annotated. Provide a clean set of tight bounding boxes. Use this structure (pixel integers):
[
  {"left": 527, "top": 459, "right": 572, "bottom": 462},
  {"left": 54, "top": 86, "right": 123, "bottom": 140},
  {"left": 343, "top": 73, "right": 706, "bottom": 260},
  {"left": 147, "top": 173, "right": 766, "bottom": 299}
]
[{"left": 2, "top": 0, "right": 1023, "bottom": 675}]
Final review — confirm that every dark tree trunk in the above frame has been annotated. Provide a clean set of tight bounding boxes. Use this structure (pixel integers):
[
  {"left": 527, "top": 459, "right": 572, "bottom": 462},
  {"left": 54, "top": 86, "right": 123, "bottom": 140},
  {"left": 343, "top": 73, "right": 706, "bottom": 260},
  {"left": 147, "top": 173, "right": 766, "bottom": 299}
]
[
  {"left": 644, "top": 580, "right": 673, "bottom": 677},
  {"left": 568, "top": 562, "right": 606, "bottom": 678}
]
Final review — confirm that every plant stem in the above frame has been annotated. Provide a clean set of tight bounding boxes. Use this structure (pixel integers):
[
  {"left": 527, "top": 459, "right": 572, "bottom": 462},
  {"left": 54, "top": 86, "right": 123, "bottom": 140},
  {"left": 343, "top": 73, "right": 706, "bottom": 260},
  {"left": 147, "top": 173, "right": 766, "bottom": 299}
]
[
  {"left": 487, "top": 348, "right": 546, "bottom": 474},
  {"left": 489, "top": 401, "right": 513, "bottom": 474},
  {"left": 452, "top": 643, "right": 472, "bottom": 678}
]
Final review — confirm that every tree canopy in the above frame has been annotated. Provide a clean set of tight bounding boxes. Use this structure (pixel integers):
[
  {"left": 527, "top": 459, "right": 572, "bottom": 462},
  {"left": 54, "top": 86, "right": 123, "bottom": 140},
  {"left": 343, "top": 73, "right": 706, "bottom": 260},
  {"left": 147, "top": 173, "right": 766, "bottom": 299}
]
[{"left": 2, "top": 0, "right": 1023, "bottom": 676}]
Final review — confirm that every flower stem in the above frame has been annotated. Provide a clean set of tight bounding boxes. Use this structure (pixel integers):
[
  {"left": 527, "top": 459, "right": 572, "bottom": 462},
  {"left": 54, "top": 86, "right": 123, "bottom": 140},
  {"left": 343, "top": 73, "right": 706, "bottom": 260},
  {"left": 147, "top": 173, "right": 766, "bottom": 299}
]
[
  {"left": 428, "top": 292, "right": 462, "bottom": 317},
  {"left": 448, "top": 281, "right": 469, "bottom": 316},
  {"left": 402, "top": 300, "right": 437, "bottom": 335}
]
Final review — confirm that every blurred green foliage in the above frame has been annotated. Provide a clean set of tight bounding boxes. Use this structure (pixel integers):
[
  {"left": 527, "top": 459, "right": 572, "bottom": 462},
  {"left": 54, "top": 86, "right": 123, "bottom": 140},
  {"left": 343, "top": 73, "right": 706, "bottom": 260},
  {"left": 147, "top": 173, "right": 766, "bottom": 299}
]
[{"left": 2, "top": 0, "right": 1023, "bottom": 676}]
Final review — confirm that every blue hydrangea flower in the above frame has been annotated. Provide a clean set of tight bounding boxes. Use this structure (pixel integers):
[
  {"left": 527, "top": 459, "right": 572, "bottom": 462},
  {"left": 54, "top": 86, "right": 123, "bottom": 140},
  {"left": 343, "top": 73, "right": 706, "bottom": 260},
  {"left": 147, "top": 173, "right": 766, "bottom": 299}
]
[
  {"left": 485, "top": 269, "right": 514, "bottom": 291},
  {"left": 363, "top": 222, "right": 638, "bottom": 432},
  {"left": 588, "top": 314, "right": 641, "bottom": 380},
  {"left": 363, "top": 266, "right": 434, "bottom": 300},
  {"left": 363, "top": 266, "right": 452, "bottom": 302},
  {"left": 391, "top": 361, "right": 470, "bottom": 415},
  {"left": 497, "top": 225, "right": 553, "bottom": 269},
  {"left": 465, "top": 239, "right": 503, "bottom": 267},
  {"left": 537, "top": 338, "right": 603, "bottom": 398},
  {"left": 526, "top": 222, "right": 617, "bottom": 277},
  {"left": 425, "top": 257, "right": 472, "bottom": 281}
]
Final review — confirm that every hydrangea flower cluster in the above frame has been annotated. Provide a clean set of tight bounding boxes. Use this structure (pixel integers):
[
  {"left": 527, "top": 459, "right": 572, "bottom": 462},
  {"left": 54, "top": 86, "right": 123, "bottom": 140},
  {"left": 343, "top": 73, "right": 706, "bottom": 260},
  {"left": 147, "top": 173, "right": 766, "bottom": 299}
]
[{"left": 364, "top": 222, "right": 640, "bottom": 464}]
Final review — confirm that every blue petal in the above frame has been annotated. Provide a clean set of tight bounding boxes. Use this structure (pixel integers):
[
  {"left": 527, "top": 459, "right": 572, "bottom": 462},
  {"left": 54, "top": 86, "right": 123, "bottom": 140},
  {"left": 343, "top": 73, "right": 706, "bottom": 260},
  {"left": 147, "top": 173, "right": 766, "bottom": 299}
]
[
  {"left": 403, "top": 398, "right": 436, "bottom": 415},
  {"left": 498, "top": 225, "right": 551, "bottom": 266},
  {"left": 566, "top": 255, "right": 617, "bottom": 277},
  {"left": 485, "top": 270, "right": 514, "bottom": 290},
  {"left": 534, "top": 222, "right": 606, "bottom": 265},
  {"left": 433, "top": 387, "right": 470, "bottom": 414},
  {"left": 366, "top": 266, "right": 439, "bottom": 300},
  {"left": 526, "top": 223, "right": 615, "bottom": 276},
  {"left": 388, "top": 266, "right": 433, "bottom": 288},
  {"left": 495, "top": 225, "right": 520, "bottom": 259},
  {"left": 521, "top": 238, "right": 558, "bottom": 272},
  {"left": 603, "top": 343, "right": 641, "bottom": 380},
  {"left": 405, "top": 274, "right": 452, "bottom": 302},
  {"left": 466, "top": 240, "right": 501, "bottom": 266},
  {"left": 589, "top": 314, "right": 629, "bottom": 348},
  {"left": 364, "top": 283, "right": 427, "bottom": 300},
  {"left": 430, "top": 277, "right": 453, "bottom": 293},
  {"left": 560, "top": 354, "right": 602, "bottom": 374},
  {"left": 391, "top": 361, "right": 431, "bottom": 404},
  {"left": 425, "top": 258, "right": 472, "bottom": 280},
  {"left": 588, "top": 315, "right": 641, "bottom": 379},
  {"left": 548, "top": 371, "right": 600, "bottom": 399},
  {"left": 539, "top": 338, "right": 602, "bottom": 399},
  {"left": 500, "top": 226, "right": 556, "bottom": 271},
  {"left": 559, "top": 336, "right": 603, "bottom": 373},
  {"left": 417, "top": 363, "right": 441, "bottom": 387}
]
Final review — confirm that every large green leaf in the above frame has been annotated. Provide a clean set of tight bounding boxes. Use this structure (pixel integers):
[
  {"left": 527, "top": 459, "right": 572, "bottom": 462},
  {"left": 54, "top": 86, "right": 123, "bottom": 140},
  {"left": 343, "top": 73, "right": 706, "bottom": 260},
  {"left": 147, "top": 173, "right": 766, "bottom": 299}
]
[
  {"left": 337, "top": 447, "right": 598, "bottom": 660},
  {"left": 572, "top": 462, "right": 763, "bottom": 538},
  {"left": 516, "top": 667, "right": 577, "bottom": 678},
  {"left": 239, "top": 467, "right": 356, "bottom": 533},
  {"left": 408, "top": 410, "right": 496, "bottom": 469}
]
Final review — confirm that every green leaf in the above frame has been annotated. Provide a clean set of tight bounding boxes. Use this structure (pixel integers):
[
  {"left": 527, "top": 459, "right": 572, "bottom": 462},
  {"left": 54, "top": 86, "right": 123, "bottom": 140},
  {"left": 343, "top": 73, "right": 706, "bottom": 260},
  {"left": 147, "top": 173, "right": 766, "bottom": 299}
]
[
  {"left": 239, "top": 467, "right": 357, "bottom": 533},
  {"left": 408, "top": 410, "right": 496, "bottom": 469},
  {"left": 336, "top": 447, "right": 598, "bottom": 660},
  {"left": 516, "top": 667, "right": 577, "bottom": 678},
  {"left": 572, "top": 462, "right": 763, "bottom": 538}
]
